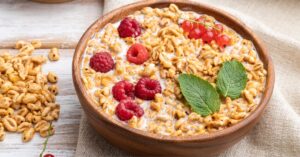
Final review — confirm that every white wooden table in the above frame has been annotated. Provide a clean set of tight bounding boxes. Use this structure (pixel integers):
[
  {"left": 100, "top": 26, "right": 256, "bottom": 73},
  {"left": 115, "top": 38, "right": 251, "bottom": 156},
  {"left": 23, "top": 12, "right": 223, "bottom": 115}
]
[{"left": 0, "top": 0, "right": 102, "bottom": 156}]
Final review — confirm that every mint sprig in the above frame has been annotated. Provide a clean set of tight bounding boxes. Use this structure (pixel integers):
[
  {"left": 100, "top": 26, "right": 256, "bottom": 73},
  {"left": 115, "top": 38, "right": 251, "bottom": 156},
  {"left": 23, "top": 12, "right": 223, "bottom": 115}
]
[
  {"left": 216, "top": 60, "right": 247, "bottom": 99},
  {"left": 178, "top": 74, "right": 220, "bottom": 116},
  {"left": 178, "top": 61, "right": 247, "bottom": 116}
]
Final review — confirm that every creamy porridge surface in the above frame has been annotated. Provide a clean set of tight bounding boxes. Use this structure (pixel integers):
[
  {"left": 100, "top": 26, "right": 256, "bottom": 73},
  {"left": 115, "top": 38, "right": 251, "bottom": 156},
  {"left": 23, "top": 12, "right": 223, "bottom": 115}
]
[{"left": 80, "top": 4, "right": 267, "bottom": 136}]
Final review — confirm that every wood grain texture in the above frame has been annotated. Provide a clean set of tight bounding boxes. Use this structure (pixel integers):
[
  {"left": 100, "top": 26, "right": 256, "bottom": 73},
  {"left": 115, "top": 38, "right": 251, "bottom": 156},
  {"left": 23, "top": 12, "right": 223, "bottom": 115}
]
[
  {"left": 0, "top": 49, "right": 82, "bottom": 157},
  {"left": 73, "top": 0, "right": 275, "bottom": 156},
  {"left": 0, "top": 0, "right": 102, "bottom": 49},
  {"left": 0, "top": 0, "right": 102, "bottom": 155}
]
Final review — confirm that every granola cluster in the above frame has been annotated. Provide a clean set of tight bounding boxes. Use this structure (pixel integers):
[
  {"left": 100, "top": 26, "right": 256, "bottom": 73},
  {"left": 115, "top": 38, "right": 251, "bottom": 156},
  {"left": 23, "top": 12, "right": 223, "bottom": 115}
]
[{"left": 81, "top": 4, "right": 267, "bottom": 136}]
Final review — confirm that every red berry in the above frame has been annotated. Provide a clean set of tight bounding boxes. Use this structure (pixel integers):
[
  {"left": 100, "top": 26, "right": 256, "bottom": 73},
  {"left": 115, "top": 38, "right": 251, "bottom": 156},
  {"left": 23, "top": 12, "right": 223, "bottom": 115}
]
[
  {"left": 188, "top": 27, "right": 203, "bottom": 39},
  {"left": 118, "top": 17, "right": 142, "bottom": 38},
  {"left": 216, "top": 34, "right": 231, "bottom": 48},
  {"left": 126, "top": 43, "right": 149, "bottom": 65},
  {"left": 212, "top": 23, "right": 224, "bottom": 37},
  {"left": 135, "top": 77, "right": 161, "bottom": 100},
  {"left": 196, "top": 24, "right": 207, "bottom": 33},
  {"left": 44, "top": 154, "right": 54, "bottom": 157},
  {"left": 115, "top": 99, "right": 144, "bottom": 121},
  {"left": 212, "top": 29, "right": 219, "bottom": 38},
  {"left": 89, "top": 52, "right": 114, "bottom": 73},
  {"left": 112, "top": 80, "right": 135, "bottom": 101},
  {"left": 214, "top": 23, "right": 224, "bottom": 32},
  {"left": 181, "top": 20, "right": 194, "bottom": 33},
  {"left": 201, "top": 30, "right": 214, "bottom": 43},
  {"left": 188, "top": 23, "right": 207, "bottom": 39}
]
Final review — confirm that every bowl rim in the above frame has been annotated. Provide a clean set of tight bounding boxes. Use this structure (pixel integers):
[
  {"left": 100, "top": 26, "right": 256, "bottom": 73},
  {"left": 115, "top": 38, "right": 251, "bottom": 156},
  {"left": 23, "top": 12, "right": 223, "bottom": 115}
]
[{"left": 72, "top": 0, "right": 275, "bottom": 142}]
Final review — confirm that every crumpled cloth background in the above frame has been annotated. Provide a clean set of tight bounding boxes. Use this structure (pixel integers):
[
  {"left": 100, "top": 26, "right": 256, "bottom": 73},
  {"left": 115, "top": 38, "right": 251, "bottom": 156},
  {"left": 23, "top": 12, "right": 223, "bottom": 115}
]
[{"left": 75, "top": 0, "right": 300, "bottom": 157}]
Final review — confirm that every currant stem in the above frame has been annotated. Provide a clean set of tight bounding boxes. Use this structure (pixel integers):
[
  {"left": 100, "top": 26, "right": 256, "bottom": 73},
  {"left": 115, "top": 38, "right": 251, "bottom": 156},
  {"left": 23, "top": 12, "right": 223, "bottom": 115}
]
[
  {"left": 179, "top": 17, "right": 220, "bottom": 31},
  {"left": 39, "top": 123, "right": 53, "bottom": 157}
]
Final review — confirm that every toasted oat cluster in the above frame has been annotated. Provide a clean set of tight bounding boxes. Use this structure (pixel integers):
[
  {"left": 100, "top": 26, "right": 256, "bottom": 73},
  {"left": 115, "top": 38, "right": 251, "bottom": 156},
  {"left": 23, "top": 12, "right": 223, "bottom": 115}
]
[
  {"left": 81, "top": 4, "right": 267, "bottom": 136},
  {"left": 0, "top": 40, "right": 60, "bottom": 142}
]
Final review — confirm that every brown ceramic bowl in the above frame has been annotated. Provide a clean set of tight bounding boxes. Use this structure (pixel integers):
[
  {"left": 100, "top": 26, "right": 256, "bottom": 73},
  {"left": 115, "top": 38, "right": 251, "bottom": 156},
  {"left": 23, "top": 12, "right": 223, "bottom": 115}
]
[{"left": 72, "top": 0, "right": 275, "bottom": 156}]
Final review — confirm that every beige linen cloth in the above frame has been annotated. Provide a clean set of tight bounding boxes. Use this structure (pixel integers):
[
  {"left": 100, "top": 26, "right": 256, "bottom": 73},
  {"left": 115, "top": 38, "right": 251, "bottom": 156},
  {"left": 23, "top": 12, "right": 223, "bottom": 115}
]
[{"left": 75, "top": 0, "right": 300, "bottom": 156}]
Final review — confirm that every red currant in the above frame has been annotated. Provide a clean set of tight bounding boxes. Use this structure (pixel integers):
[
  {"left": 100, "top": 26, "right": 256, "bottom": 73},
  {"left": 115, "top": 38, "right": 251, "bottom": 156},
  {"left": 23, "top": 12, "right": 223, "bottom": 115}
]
[
  {"left": 181, "top": 20, "right": 194, "bottom": 33},
  {"left": 195, "top": 24, "right": 206, "bottom": 33},
  {"left": 212, "top": 29, "right": 219, "bottom": 38},
  {"left": 214, "top": 23, "right": 224, "bottom": 32},
  {"left": 188, "top": 27, "right": 203, "bottom": 39},
  {"left": 212, "top": 23, "right": 224, "bottom": 37},
  {"left": 216, "top": 34, "right": 231, "bottom": 48},
  {"left": 44, "top": 154, "right": 54, "bottom": 157},
  {"left": 201, "top": 30, "right": 214, "bottom": 43}
]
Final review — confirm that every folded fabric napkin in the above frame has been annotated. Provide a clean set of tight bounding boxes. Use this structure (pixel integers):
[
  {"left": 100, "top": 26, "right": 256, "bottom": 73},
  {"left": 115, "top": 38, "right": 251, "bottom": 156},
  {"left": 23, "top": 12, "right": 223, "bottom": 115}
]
[{"left": 75, "top": 0, "right": 300, "bottom": 156}]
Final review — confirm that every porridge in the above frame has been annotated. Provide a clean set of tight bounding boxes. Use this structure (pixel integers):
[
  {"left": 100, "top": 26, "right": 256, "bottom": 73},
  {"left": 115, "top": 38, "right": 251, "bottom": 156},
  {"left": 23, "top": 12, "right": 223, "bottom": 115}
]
[{"left": 80, "top": 4, "right": 267, "bottom": 136}]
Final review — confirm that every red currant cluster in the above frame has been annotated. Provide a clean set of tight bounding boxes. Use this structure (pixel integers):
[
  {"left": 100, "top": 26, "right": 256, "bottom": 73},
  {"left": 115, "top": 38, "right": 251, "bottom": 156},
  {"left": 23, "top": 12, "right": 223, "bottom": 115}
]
[{"left": 181, "top": 16, "right": 231, "bottom": 50}]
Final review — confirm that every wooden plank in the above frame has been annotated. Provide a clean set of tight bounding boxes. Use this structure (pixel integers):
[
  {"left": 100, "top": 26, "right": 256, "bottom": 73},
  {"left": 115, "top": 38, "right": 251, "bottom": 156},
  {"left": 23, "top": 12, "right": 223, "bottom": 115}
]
[
  {"left": 0, "top": 0, "right": 103, "bottom": 156},
  {"left": 0, "top": 49, "right": 81, "bottom": 157},
  {"left": 0, "top": 0, "right": 103, "bottom": 49}
]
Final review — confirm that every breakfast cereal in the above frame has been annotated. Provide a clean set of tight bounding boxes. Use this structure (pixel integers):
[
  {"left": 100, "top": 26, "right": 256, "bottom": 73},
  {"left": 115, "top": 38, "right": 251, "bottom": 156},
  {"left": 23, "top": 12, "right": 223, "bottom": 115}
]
[{"left": 80, "top": 4, "right": 267, "bottom": 136}]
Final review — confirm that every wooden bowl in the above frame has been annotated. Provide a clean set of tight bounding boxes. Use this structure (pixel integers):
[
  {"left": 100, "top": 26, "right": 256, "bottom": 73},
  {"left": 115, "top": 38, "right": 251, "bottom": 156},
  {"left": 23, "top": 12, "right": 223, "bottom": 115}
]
[{"left": 72, "top": 0, "right": 275, "bottom": 156}]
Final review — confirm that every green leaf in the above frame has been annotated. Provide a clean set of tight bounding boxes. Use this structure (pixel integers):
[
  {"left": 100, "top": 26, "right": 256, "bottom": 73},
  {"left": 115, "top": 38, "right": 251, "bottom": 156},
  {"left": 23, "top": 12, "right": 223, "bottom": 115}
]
[
  {"left": 178, "top": 74, "right": 220, "bottom": 116},
  {"left": 216, "top": 60, "right": 247, "bottom": 99}
]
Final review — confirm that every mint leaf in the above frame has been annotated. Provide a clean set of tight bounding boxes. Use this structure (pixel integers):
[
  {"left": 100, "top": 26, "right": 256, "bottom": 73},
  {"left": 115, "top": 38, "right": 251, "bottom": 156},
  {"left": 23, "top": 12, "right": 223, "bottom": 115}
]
[
  {"left": 216, "top": 60, "right": 247, "bottom": 99},
  {"left": 178, "top": 74, "right": 220, "bottom": 116}
]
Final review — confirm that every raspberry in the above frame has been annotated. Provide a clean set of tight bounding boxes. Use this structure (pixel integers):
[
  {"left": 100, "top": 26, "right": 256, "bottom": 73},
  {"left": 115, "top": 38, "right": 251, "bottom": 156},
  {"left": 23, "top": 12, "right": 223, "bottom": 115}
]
[
  {"left": 89, "top": 52, "right": 114, "bottom": 73},
  {"left": 135, "top": 77, "right": 162, "bottom": 100},
  {"left": 112, "top": 80, "right": 135, "bottom": 101},
  {"left": 115, "top": 99, "right": 144, "bottom": 121},
  {"left": 126, "top": 43, "right": 149, "bottom": 65},
  {"left": 118, "top": 17, "right": 142, "bottom": 38}
]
